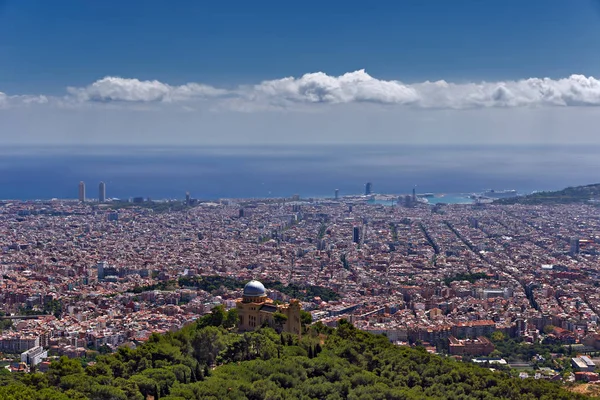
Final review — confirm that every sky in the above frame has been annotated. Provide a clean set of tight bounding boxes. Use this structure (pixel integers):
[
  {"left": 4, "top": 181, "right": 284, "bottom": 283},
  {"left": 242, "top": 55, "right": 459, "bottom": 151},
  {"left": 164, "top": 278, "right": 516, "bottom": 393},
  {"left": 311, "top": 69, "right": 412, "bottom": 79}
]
[{"left": 2, "top": 0, "right": 600, "bottom": 145}]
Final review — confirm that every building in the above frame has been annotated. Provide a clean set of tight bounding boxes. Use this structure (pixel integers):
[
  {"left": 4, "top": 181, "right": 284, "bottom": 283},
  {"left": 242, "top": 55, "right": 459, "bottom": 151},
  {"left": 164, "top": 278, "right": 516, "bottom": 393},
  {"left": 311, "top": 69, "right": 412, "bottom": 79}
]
[
  {"left": 185, "top": 191, "right": 191, "bottom": 205},
  {"left": 570, "top": 237, "right": 580, "bottom": 256},
  {"left": 451, "top": 320, "right": 496, "bottom": 338},
  {"left": 365, "top": 182, "right": 372, "bottom": 196},
  {"left": 448, "top": 336, "right": 494, "bottom": 356},
  {"left": 0, "top": 335, "right": 39, "bottom": 353},
  {"left": 107, "top": 212, "right": 119, "bottom": 222},
  {"left": 236, "top": 280, "right": 301, "bottom": 335},
  {"left": 21, "top": 346, "right": 47, "bottom": 367},
  {"left": 96, "top": 261, "right": 113, "bottom": 281},
  {"left": 572, "top": 356, "right": 596, "bottom": 372},
  {"left": 334, "top": 189, "right": 339, "bottom": 200},
  {"left": 78, "top": 181, "right": 86, "bottom": 202},
  {"left": 98, "top": 181, "right": 106, "bottom": 203},
  {"left": 353, "top": 226, "right": 361, "bottom": 243}
]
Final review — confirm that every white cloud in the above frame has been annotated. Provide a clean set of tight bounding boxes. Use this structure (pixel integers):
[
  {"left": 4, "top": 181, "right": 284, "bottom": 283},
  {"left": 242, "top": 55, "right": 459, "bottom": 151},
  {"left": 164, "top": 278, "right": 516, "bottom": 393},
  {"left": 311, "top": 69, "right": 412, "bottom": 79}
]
[
  {"left": 0, "top": 92, "right": 48, "bottom": 109},
  {"left": 251, "top": 71, "right": 600, "bottom": 108},
  {"left": 250, "top": 69, "right": 419, "bottom": 105},
  {"left": 3, "top": 71, "right": 600, "bottom": 110},
  {"left": 413, "top": 75, "right": 600, "bottom": 108},
  {"left": 66, "top": 76, "right": 228, "bottom": 102}
]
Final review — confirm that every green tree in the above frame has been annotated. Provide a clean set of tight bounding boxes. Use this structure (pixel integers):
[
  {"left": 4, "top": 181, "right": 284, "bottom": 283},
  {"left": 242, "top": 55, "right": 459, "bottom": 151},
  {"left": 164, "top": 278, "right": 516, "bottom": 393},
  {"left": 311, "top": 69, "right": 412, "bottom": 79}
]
[
  {"left": 272, "top": 312, "right": 288, "bottom": 333},
  {"left": 224, "top": 308, "right": 239, "bottom": 330},
  {"left": 543, "top": 325, "right": 555, "bottom": 335},
  {"left": 48, "top": 356, "right": 84, "bottom": 385},
  {"left": 490, "top": 331, "right": 505, "bottom": 342},
  {"left": 300, "top": 310, "right": 312, "bottom": 326}
]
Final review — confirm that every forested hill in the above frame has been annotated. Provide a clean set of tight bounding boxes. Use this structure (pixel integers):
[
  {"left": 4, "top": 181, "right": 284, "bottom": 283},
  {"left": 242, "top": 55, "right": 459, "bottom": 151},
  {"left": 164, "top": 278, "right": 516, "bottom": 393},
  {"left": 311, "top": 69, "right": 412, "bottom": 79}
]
[
  {"left": 0, "top": 307, "right": 589, "bottom": 400},
  {"left": 495, "top": 184, "right": 600, "bottom": 205}
]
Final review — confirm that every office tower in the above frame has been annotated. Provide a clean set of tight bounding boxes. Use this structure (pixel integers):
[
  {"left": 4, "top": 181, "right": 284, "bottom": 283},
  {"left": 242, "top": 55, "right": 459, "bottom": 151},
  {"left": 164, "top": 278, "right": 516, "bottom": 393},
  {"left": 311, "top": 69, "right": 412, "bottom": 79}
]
[
  {"left": 570, "top": 237, "right": 580, "bottom": 256},
  {"left": 78, "top": 181, "right": 86, "bottom": 202},
  {"left": 348, "top": 204, "right": 353, "bottom": 212},
  {"left": 107, "top": 212, "right": 118, "bottom": 222},
  {"left": 98, "top": 181, "right": 106, "bottom": 203},
  {"left": 353, "top": 226, "right": 360, "bottom": 243},
  {"left": 239, "top": 208, "right": 245, "bottom": 218},
  {"left": 365, "top": 182, "right": 372, "bottom": 196},
  {"left": 412, "top": 187, "right": 416, "bottom": 203},
  {"left": 185, "top": 191, "right": 191, "bottom": 205},
  {"left": 334, "top": 189, "right": 339, "bottom": 200},
  {"left": 97, "top": 261, "right": 107, "bottom": 280}
]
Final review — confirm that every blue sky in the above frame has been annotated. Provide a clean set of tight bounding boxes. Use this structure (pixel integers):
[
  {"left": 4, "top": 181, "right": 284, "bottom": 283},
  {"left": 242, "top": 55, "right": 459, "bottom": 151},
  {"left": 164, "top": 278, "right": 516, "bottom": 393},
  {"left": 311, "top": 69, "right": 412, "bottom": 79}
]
[
  {"left": 1, "top": 0, "right": 600, "bottom": 145},
  {"left": 3, "top": 0, "right": 600, "bottom": 92}
]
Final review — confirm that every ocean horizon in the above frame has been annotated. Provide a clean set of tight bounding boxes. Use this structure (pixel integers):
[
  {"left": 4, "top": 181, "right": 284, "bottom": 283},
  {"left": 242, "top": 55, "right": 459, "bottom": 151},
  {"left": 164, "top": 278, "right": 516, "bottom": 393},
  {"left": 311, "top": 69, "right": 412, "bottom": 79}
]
[{"left": 0, "top": 144, "right": 598, "bottom": 201}]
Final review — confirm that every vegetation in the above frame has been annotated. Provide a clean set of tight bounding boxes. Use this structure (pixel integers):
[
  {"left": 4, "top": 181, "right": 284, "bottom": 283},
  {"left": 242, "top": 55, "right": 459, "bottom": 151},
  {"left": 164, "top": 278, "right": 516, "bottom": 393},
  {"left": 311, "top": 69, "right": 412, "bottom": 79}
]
[
  {"left": 389, "top": 223, "right": 398, "bottom": 241},
  {"left": 317, "top": 223, "right": 327, "bottom": 239},
  {"left": 489, "top": 333, "right": 575, "bottom": 366},
  {"left": 495, "top": 183, "right": 600, "bottom": 205},
  {"left": 0, "top": 314, "right": 588, "bottom": 400},
  {"left": 444, "top": 272, "right": 492, "bottom": 286}
]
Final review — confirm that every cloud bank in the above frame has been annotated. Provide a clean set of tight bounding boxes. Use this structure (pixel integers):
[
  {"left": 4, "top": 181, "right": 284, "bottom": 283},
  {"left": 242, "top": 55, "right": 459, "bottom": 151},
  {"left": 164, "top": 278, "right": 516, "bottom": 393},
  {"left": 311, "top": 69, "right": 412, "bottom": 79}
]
[
  {"left": 3, "top": 70, "right": 600, "bottom": 110},
  {"left": 66, "top": 77, "right": 228, "bottom": 102}
]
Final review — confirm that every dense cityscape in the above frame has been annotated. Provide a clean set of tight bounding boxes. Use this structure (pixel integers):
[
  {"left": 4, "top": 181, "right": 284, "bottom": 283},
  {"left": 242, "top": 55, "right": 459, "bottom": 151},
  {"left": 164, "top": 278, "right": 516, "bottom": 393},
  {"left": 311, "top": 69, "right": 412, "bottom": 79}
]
[{"left": 2, "top": 180, "right": 600, "bottom": 391}]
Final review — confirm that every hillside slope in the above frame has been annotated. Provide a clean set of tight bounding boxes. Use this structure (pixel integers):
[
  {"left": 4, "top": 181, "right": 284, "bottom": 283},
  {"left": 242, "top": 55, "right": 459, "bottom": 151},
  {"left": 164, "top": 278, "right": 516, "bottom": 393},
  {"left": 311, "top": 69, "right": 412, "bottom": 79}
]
[
  {"left": 0, "top": 309, "right": 590, "bottom": 400},
  {"left": 495, "top": 184, "right": 600, "bottom": 205}
]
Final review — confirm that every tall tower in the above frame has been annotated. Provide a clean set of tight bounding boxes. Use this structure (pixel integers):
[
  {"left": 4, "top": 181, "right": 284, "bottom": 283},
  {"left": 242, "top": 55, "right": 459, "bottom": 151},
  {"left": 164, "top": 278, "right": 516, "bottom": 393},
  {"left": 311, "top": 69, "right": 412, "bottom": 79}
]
[
  {"left": 570, "top": 237, "right": 580, "bottom": 256},
  {"left": 365, "top": 182, "right": 372, "bottom": 196},
  {"left": 412, "top": 187, "right": 416, "bottom": 203},
  {"left": 334, "top": 189, "right": 339, "bottom": 200},
  {"left": 78, "top": 181, "right": 86, "bottom": 202},
  {"left": 353, "top": 226, "right": 360, "bottom": 243},
  {"left": 98, "top": 182, "right": 106, "bottom": 203},
  {"left": 185, "top": 191, "right": 191, "bottom": 205}
]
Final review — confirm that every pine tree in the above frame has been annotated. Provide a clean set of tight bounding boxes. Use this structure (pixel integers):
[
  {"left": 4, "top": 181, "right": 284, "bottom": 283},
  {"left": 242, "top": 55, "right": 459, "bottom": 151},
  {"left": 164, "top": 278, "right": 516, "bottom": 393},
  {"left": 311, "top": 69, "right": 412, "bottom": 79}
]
[
  {"left": 315, "top": 343, "right": 322, "bottom": 355},
  {"left": 196, "top": 362, "right": 204, "bottom": 381}
]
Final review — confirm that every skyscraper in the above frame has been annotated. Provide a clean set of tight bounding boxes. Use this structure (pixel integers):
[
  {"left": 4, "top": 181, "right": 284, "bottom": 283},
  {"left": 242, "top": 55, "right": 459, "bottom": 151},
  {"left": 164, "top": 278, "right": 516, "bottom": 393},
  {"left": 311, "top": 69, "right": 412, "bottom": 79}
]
[
  {"left": 570, "top": 237, "right": 580, "bottom": 256},
  {"left": 365, "top": 182, "right": 372, "bottom": 195},
  {"left": 98, "top": 181, "right": 106, "bottom": 203},
  {"left": 185, "top": 191, "right": 191, "bottom": 205},
  {"left": 412, "top": 187, "right": 416, "bottom": 203},
  {"left": 78, "top": 181, "right": 86, "bottom": 202},
  {"left": 353, "top": 226, "right": 360, "bottom": 243},
  {"left": 334, "top": 189, "right": 339, "bottom": 200}
]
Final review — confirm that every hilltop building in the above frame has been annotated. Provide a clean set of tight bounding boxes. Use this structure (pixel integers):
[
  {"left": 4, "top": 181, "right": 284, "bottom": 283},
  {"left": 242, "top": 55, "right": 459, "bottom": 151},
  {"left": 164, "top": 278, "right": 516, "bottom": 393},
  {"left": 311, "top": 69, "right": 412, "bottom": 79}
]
[{"left": 236, "top": 280, "right": 301, "bottom": 335}]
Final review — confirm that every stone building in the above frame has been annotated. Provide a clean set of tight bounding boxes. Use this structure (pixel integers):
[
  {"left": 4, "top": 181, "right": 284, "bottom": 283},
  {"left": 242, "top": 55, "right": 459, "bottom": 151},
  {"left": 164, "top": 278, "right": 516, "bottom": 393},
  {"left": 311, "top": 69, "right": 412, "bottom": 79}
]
[{"left": 236, "top": 280, "right": 301, "bottom": 335}]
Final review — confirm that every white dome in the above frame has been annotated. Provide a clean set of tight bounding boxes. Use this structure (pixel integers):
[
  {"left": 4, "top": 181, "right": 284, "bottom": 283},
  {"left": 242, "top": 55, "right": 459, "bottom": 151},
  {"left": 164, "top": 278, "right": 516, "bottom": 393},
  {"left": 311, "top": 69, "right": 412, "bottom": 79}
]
[{"left": 243, "top": 280, "right": 266, "bottom": 297}]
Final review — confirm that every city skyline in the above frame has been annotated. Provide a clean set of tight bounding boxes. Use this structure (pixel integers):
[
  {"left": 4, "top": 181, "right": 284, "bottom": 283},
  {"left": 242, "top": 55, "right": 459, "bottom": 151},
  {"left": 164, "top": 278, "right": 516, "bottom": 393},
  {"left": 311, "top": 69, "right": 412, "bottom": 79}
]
[{"left": 2, "top": 1, "right": 600, "bottom": 396}]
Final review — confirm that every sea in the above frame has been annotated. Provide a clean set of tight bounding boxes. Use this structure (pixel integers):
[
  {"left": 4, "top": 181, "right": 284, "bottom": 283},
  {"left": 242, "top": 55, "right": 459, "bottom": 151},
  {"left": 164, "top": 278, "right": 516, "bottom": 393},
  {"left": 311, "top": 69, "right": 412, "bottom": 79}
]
[{"left": 0, "top": 144, "right": 598, "bottom": 201}]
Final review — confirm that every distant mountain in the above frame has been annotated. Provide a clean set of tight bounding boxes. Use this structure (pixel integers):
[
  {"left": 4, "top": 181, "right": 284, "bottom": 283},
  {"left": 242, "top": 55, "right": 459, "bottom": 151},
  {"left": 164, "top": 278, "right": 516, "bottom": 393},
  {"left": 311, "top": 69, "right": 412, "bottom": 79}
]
[{"left": 495, "top": 183, "right": 600, "bottom": 205}]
